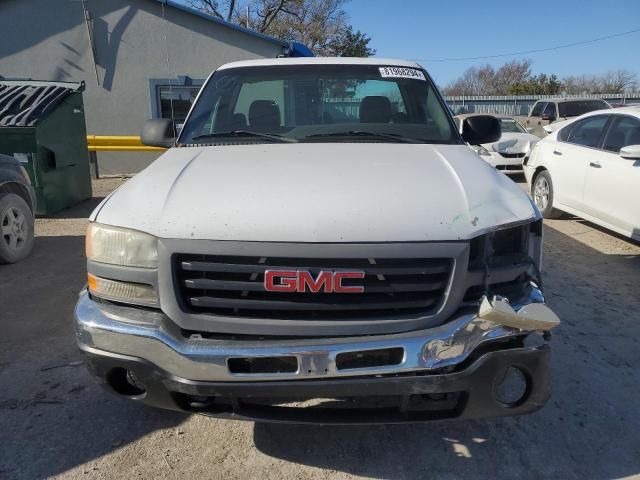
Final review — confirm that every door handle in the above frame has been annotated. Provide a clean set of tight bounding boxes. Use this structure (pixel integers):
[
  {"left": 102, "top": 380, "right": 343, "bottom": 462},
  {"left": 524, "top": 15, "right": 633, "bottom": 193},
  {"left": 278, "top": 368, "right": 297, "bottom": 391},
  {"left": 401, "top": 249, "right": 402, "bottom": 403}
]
[
  {"left": 553, "top": 150, "right": 562, "bottom": 155},
  {"left": 589, "top": 161, "right": 602, "bottom": 168}
]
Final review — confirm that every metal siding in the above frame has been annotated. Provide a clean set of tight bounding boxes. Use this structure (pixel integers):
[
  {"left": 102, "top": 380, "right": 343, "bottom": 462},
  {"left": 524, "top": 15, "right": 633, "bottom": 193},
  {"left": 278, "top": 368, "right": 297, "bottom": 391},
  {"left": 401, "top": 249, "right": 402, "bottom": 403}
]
[{"left": 445, "top": 94, "right": 640, "bottom": 116}]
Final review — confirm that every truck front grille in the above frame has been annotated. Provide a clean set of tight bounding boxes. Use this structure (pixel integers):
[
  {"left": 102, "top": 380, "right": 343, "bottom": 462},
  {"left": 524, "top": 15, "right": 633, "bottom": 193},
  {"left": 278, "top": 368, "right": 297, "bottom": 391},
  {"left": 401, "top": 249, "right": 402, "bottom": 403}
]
[{"left": 174, "top": 254, "right": 453, "bottom": 320}]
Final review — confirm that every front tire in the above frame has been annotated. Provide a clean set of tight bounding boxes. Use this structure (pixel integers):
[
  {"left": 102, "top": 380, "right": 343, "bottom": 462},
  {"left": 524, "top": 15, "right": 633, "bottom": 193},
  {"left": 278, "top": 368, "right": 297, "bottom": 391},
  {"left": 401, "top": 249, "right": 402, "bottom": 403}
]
[
  {"left": 532, "top": 170, "right": 563, "bottom": 219},
  {"left": 0, "top": 193, "right": 35, "bottom": 264}
]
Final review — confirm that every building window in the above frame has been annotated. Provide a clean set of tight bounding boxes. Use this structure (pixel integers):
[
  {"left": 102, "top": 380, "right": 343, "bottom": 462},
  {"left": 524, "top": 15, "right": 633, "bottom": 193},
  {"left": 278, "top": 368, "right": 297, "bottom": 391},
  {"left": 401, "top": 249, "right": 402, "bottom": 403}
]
[
  {"left": 149, "top": 77, "right": 203, "bottom": 125},
  {"left": 158, "top": 85, "right": 200, "bottom": 123}
]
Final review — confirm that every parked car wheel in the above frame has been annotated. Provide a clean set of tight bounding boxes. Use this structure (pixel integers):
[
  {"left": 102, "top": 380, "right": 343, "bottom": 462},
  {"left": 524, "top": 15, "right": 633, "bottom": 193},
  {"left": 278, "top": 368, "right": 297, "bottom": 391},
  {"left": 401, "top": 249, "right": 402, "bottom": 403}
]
[
  {"left": 0, "top": 193, "right": 35, "bottom": 264},
  {"left": 532, "top": 170, "right": 563, "bottom": 219}
]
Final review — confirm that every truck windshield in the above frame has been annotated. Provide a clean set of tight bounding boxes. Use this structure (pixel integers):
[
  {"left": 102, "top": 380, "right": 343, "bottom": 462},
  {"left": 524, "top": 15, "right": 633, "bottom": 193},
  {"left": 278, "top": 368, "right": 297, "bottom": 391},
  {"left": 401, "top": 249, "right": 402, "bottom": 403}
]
[{"left": 178, "top": 65, "right": 459, "bottom": 145}]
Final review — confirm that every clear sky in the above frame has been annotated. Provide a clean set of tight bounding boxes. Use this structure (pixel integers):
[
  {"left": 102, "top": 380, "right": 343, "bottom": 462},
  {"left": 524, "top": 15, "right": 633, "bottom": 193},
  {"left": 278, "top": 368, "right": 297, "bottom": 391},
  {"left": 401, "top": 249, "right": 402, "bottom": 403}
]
[{"left": 342, "top": 0, "right": 640, "bottom": 86}]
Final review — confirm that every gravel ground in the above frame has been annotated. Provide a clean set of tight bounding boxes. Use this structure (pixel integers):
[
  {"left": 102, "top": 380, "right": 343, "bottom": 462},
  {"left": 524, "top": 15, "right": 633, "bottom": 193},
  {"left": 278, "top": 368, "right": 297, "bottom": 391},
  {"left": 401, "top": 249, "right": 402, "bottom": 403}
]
[{"left": 1, "top": 177, "right": 639, "bottom": 480}]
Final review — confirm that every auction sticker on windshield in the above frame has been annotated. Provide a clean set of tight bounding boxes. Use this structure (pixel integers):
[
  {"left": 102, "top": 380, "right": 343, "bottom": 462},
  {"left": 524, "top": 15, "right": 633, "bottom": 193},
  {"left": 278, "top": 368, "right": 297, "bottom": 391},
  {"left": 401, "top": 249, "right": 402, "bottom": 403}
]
[{"left": 379, "top": 67, "right": 426, "bottom": 81}]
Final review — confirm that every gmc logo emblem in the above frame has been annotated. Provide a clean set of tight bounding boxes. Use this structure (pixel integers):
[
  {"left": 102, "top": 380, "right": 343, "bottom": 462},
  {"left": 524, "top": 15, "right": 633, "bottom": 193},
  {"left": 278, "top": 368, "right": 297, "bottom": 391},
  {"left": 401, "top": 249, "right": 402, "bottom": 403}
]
[{"left": 264, "top": 270, "right": 365, "bottom": 293}]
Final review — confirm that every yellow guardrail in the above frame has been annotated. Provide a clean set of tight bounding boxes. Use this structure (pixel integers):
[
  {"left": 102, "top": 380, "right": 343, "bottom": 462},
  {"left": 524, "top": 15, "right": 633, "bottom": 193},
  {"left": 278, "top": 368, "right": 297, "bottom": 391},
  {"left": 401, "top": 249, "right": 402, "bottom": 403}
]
[
  {"left": 86, "top": 135, "right": 167, "bottom": 178},
  {"left": 86, "top": 135, "right": 166, "bottom": 152}
]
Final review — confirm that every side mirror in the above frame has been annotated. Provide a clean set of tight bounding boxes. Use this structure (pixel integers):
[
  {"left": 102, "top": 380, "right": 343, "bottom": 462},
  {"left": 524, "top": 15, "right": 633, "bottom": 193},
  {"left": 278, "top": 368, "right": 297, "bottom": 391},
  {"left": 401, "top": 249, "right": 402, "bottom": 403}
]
[
  {"left": 141, "top": 119, "right": 176, "bottom": 148},
  {"left": 620, "top": 144, "right": 640, "bottom": 160},
  {"left": 542, "top": 114, "right": 556, "bottom": 122},
  {"left": 526, "top": 127, "right": 535, "bottom": 134},
  {"left": 461, "top": 115, "right": 501, "bottom": 145}
]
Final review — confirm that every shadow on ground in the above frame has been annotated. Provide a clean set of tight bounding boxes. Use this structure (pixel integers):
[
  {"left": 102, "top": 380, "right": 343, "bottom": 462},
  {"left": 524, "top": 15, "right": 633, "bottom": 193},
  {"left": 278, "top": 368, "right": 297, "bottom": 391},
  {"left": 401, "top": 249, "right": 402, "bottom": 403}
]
[{"left": 572, "top": 218, "right": 640, "bottom": 246}]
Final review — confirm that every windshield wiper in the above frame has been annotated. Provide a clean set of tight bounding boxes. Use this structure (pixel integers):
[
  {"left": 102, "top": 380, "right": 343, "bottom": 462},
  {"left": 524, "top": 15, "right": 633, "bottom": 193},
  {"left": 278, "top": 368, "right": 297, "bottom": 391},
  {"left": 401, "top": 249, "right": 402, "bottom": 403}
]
[
  {"left": 190, "top": 130, "right": 298, "bottom": 143},
  {"left": 303, "top": 130, "right": 422, "bottom": 143}
]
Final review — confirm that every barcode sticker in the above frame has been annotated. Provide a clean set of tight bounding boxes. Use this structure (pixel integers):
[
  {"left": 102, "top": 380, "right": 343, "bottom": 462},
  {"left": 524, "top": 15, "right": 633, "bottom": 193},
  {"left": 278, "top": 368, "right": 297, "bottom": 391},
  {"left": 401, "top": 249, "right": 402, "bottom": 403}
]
[{"left": 379, "top": 67, "right": 426, "bottom": 81}]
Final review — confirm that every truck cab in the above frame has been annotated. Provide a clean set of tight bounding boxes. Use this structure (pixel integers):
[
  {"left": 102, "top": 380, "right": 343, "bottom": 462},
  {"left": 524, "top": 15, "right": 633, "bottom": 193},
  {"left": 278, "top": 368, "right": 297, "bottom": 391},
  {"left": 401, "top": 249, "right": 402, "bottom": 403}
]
[
  {"left": 524, "top": 98, "right": 611, "bottom": 137},
  {"left": 76, "top": 58, "right": 559, "bottom": 423}
]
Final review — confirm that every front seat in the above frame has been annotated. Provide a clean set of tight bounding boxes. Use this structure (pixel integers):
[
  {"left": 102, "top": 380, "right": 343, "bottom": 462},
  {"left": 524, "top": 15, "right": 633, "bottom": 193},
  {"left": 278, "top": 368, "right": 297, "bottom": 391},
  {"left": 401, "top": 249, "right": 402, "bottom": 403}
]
[
  {"left": 249, "top": 100, "right": 281, "bottom": 130},
  {"left": 359, "top": 96, "right": 392, "bottom": 123}
]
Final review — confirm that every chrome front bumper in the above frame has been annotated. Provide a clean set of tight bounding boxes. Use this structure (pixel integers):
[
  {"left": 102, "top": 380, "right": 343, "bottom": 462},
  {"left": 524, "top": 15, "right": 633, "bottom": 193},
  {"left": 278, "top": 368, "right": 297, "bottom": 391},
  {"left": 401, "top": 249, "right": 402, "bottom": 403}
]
[{"left": 75, "top": 287, "right": 546, "bottom": 383}]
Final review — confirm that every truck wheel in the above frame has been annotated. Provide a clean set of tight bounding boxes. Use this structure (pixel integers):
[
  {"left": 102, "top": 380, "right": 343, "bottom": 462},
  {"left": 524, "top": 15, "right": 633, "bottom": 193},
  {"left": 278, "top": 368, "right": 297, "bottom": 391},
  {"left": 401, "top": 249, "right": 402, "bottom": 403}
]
[
  {"left": 532, "top": 171, "right": 563, "bottom": 219},
  {"left": 0, "top": 193, "right": 35, "bottom": 264}
]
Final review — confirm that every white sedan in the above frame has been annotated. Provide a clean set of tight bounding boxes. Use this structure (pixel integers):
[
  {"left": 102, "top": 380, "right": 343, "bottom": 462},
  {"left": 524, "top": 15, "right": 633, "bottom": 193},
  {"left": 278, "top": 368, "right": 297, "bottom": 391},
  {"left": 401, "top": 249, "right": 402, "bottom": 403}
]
[
  {"left": 454, "top": 114, "right": 540, "bottom": 175},
  {"left": 524, "top": 107, "right": 640, "bottom": 241}
]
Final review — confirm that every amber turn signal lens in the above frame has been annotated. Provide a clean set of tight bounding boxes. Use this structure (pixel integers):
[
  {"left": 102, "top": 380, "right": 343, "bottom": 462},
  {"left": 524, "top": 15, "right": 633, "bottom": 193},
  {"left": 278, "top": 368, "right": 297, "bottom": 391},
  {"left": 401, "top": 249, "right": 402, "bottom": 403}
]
[{"left": 87, "top": 273, "right": 158, "bottom": 307}]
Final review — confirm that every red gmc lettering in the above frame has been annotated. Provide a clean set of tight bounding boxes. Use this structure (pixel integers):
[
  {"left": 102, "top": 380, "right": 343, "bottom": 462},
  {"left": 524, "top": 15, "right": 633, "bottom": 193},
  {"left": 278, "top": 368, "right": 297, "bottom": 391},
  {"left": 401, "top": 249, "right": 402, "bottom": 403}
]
[
  {"left": 298, "top": 271, "right": 333, "bottom": 293},
  {"left": 264, "top": 270, "right": 365, "bottom": 293},
  {"left": 333, "top": 271, "right": 365, "bottom": 293},
  {"left": 264, "top": 270, "right": 298, "bottom": 292}
]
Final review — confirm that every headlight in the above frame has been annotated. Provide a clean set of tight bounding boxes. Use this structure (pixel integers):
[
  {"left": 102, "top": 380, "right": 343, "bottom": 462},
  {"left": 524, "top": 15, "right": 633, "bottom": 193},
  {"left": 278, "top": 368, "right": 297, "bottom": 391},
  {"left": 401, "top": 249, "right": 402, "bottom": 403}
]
[
  {"left": 492, "top": 225, "right": 526, "bottom": 256},
  {"left": 88, "top": 274, "right": 158, "bottom": 306},
  {"left": 472, "top": 145, "right": 491, "bottom": 156},
  {"left": 86, "top": 223, "right": 158, "bottom": 268}
]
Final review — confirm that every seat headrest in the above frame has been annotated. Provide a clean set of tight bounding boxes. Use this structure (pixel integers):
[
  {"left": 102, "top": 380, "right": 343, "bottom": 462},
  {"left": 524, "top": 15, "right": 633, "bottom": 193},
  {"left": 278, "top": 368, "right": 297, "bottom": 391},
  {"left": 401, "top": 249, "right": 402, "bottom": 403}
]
[
  {"left": 249, "top": 100, "right": 280, "bottom": 129},
  {"left": 228, "top": 113, "right": 247, "bottom": 130},
  {"left": 359, "top": 96, "right": 392, "bottom": 123}
]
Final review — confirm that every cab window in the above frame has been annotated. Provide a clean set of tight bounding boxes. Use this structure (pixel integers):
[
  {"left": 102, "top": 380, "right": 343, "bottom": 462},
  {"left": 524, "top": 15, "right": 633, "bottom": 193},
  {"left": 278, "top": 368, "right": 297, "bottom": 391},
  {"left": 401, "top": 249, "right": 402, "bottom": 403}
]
[
  {"left": 542, "top": 103, "right": 557, "bottom": 119},
  {"left": 558, "top": 99, "right": 610, "bottom": 118},
  {"left": 530, "top": 102, "right": 545, "bottom": 117},
  {"left": 234, "top": 80, "right": 285, "bottom": 125}
]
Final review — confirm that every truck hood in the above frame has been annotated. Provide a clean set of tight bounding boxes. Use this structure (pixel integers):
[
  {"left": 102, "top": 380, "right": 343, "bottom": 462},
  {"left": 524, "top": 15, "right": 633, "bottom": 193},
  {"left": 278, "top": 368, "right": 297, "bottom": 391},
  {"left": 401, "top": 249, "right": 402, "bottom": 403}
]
[{"left": 94, "top": 143, "right": 537, "bottom": 242}]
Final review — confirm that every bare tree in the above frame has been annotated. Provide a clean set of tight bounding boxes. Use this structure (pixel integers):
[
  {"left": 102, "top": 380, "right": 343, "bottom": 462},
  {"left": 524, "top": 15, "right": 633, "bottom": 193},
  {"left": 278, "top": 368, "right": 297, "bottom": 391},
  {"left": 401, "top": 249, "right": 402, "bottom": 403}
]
[
  {"left": 493, "top": 59, "right": 532, "bottom": 94},
  {"left": 257, "top": 0, "right": 292, "bottom": 32},
  {"left": 443, "top": 59, "right": 638, "bottom": 96},
  {"left": 190, "top": 0, "right": 305, "bottom": 33},
  {"left": 443, "top": 64, "right": 497, "bottom": 96},
  {"left": 562, "top": 74, "right": 600, "bottom": 95},
  {"left": 187, "top": 0, "right": 236, "bottom": 21},
  {"left": 563, "top": 70, "right": 637, "bottom": 94},
  {"left": 443, "top": 60, "right": 535, "bottom": 96},
  {"left": 599, "top": 70, "right": 638, "bottom": 94},
  {"left": 231, "top": 0, "right": 350, "bottom": 55},
  {"left": 189, "top": 0, "right": 372, "bottom": 56}
]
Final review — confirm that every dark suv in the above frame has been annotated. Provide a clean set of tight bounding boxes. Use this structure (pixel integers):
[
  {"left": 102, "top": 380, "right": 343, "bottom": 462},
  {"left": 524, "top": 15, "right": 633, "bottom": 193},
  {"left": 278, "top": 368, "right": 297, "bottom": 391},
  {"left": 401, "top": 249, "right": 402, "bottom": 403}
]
[{"left": 0, "top": 154, "right": 36, "bottom": 263}]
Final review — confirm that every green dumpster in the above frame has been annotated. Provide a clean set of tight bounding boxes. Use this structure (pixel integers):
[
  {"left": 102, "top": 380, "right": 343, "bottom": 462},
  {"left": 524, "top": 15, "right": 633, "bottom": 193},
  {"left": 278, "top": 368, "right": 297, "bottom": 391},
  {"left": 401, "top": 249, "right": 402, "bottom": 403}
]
[{"left": 0, "top": 80, "right": 92, "bottom": 216}]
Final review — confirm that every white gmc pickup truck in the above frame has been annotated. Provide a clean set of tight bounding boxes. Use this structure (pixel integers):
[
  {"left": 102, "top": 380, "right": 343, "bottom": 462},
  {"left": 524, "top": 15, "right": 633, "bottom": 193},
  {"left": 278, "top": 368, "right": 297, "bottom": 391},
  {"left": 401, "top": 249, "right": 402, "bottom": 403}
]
[{"left": 75, "top": 58, "right": 559, "bottom": 424}]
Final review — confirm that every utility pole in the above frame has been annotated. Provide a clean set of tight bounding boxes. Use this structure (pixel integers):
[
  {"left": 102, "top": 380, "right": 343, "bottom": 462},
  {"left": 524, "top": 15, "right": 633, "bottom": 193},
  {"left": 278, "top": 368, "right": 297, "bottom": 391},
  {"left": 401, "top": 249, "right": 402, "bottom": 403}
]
[{"left": 246, "top": 5, "right": 249, "bottom": 28}]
